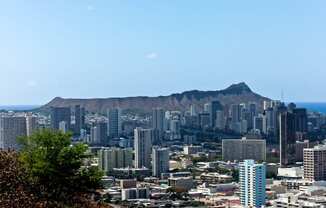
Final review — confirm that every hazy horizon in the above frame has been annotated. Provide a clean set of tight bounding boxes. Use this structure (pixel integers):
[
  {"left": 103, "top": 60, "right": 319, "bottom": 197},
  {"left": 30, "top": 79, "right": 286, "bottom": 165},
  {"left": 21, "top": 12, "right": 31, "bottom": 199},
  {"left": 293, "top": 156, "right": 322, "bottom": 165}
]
[{"left": 1, "top": 1, "right": 326, "bottom": 104}]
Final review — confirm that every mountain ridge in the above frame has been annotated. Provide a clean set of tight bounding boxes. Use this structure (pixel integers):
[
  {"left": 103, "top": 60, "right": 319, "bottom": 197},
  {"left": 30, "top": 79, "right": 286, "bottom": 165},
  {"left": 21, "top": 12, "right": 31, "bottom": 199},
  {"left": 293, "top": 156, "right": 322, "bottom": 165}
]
[{"left": 39, "top": 82, "right": 270, "bottom": 114}]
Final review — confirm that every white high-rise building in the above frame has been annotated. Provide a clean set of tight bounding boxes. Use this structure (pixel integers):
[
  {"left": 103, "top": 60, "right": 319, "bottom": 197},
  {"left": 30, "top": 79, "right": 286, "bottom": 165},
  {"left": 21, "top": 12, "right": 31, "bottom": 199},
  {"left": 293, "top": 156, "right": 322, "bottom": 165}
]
[
  {"left": 134, "top": 128, "right": 153, "bottom": 168},
  {"left": 0, "top": 116, "right": 27, "bottom": 150},
  {"left": 152, "top": 147, "right": 169, "bottom": 177},
  {"left": 239, "top": 160, "right": 266, "bottom": 208},
  {"left": 107, "top": 108, "right": 122, "bottom": 138}
]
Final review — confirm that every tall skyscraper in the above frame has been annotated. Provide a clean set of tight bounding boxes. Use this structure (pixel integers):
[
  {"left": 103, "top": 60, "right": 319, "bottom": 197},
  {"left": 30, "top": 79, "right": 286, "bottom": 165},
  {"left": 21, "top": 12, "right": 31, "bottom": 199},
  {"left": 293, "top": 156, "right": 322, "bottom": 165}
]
[
  {"left": 279, "top": 111, "right": 296, "bottom": 167},
  {"left": 107, "top": 108, "right": 122, "bottom": 138},
  {"left": 0, "top": 116, "right": 27, "bottom": 150},
  {"left": 210, "top": 101, "right": 223, "bottom": 128},
  {"left": 248, "top": 102, "right": 257, "bottom": 130},
  {"left": 239, "top": 160, "right": 266, "bottom": 208},
  {"left": 134, "top": 128, "right": 153, "bottom": 168},
  {"left": 304, "top": 145, "right": 326, "bottom": 181},
  {"left": 152, "top": 147, "right": 169, "bottom": 177},
  {"left": 152, "top": 108, "right": 164, "bottom": 143},
  {"left": 74, "top": 105, "right": 85, "bottom": 135},
  {"left": 231, "top": 104, "right": 241, "bottom": 123},
  {"left": 152, "top": 108, "right": 164, "bottom": 131},
  {"left": 50, "top": 107, "right": 71, "bottom": 131},
  {"left": 265, "top": 107, "right": 275, "bottom": 133}
]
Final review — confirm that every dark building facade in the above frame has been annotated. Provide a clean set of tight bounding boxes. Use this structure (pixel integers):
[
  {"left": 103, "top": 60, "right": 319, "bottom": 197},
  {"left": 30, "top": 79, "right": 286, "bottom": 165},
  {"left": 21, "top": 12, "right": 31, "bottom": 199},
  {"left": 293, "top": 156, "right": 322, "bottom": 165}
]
[
  {"left": 50, "top": 107, "right": 71, "bottom": 131},
  {"left": 279, "top": 111, "right": 296, "bottom": 167}
]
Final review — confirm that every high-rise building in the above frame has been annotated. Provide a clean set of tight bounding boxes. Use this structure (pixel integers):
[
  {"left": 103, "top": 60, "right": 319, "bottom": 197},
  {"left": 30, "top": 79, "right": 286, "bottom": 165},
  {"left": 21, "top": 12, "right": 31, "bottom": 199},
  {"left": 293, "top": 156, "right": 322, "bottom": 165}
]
[
  {"left": 248, "top": 102, "right": 257, "bottom": 130},
  {"left": 222, "top": 137, "right": 266, "bottom": 162},
  {"left": 215, "top": 110, "right": 225, "bottom": 129},
  {"left": 210, "top": 101, "right": 222, "bottom": 128},
  {"left": 134, "top": 128, "right": 153, "bottom": 168},
  {"left": 198, "top": 113, "right": 210, "bottom": 129},
  {"left": 170, "top": 119, "right": 181, "bottom": 140},
  {"left": 295, "top": 140, "right": 309, "bottom": 162},
  {"left": 255, "top": 114, "right": 267, "bottom": 134},
  {"left": 279, "top": 111, "right": 296, "bottom": 167},
  {"left": 293, "top": 108, "right": 308, "bottom": 133},
  {"left": 0, "top": 116, "right": 27, "bottom": 150},
  {"left": 90, "top": 121, "right": 108, "bottom": 145},
  {"left": 152, "top": 108, "right": 164, "bottom": 143},
  {"left": 26, "top": 115, "right": 38, "bottom": 136},
  {"left": 98, "top": 147, "right": 133, "bottom": 173},
  {"left": 239, "top": 160, "right": 266, "bottom": 208},
  {"left": 231, "top": 104, "right": 241, "bottom": 124},
  {"left": 152, "top": 147, "right": 169, "bottom": 177},
  {"left": 304, "top": 145, "right": 326, "bottom": 181},
  {"left": 152, "top": 108, "right": 164, "bottom": 132},
  {"left": 74, "top": 105, "right": 85, "bottom": 135},
  {"left": 50, "top": 107, "right": 71, "bottom": 131},
  {"left": 265, "top": 107, "right": 275, "bottom": 133},
  {"left": 107, "top": 108, "right": 122, "bottom": 138}
]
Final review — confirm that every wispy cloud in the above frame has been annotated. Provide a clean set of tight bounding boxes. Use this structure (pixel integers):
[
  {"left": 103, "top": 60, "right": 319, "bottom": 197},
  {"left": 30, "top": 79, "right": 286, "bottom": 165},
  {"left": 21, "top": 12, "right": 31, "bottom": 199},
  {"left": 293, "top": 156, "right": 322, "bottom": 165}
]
[{"left": 145, "top": 52, "right": 158, "bottom": 60}]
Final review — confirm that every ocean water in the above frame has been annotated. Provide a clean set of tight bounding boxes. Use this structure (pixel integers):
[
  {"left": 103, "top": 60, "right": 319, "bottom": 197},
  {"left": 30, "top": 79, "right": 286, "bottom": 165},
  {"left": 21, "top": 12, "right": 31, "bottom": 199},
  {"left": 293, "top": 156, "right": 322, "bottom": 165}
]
[
  {"left": 295, "top": 102, "right": 326, "bottom": 114},
  {"left": 0, "top": 105, "right": 40, "bottom": 111}
]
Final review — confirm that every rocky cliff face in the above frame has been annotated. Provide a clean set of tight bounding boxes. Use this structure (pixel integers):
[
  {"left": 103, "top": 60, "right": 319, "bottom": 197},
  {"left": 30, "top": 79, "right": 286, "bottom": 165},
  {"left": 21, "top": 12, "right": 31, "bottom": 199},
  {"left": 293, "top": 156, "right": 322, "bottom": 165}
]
[{"left": 39, "top": 82, "right": 270, "bottom": 114}]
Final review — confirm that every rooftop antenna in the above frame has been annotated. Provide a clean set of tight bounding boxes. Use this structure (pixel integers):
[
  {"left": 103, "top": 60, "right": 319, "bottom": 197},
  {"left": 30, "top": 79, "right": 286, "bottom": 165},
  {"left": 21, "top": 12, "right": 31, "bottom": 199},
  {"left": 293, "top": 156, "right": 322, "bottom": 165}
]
[{"left": 281, "top": 89, "right": 284, "bottom": 103}]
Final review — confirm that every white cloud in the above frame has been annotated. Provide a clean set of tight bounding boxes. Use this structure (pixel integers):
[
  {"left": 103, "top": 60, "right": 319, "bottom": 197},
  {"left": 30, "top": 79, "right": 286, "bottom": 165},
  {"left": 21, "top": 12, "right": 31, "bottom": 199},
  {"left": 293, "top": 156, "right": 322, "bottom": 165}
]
[
  {"left": 27, "top": 80, "right": 37, "bottom": 87},
  {"left": 145, "top": 52, "right": 158, "bottom": 60}
]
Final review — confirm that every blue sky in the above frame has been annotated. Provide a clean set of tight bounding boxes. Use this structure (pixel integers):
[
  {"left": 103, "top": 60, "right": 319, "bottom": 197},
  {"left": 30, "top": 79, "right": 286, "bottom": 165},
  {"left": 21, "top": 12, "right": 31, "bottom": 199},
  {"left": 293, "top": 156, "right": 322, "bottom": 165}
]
[{"left": 1, "top": 0, "right": 326, "bottom": 104}]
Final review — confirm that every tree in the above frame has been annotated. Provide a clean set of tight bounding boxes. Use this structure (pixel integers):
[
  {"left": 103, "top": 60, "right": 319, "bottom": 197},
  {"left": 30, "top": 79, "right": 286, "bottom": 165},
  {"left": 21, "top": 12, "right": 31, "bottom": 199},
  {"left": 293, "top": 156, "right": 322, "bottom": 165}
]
[
  {"left": 18, "top": 129, "right": 104, "bottom": 207},
  {"left": 0, "top": 150, "right": 37, "bottom": 208}
]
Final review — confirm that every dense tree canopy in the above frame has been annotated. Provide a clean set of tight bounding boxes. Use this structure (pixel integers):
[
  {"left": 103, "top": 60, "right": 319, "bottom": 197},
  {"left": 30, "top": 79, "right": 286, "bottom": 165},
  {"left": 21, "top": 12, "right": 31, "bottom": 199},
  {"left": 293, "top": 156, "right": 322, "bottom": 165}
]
[{"left": 0, "top": 129, "right": 107, "bottom": 208}]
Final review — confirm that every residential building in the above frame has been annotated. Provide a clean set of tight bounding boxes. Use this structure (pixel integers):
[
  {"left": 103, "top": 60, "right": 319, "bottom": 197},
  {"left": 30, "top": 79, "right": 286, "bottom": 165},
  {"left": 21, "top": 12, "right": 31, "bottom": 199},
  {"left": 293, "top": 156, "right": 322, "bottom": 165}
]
[
  {"left": 152, "top": 147, "right": 169, "bottom": 177},
  {"left": 134, "top": 128, "right": 153, "bottom": 168},
  {"left": 304, "top": 145, "right": 326, "bottom": 181},
  {"left": 239, "top": 160, "right": 266, "bottom": 208},
  {"left": 222, "top": 137, "right": 266, "bottom": 162}
]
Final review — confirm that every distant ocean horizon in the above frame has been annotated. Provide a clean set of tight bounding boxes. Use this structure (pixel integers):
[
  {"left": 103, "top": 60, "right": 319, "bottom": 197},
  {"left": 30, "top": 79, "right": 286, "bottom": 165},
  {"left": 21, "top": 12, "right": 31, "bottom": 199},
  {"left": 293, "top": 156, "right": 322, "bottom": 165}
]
[
  {"left": 294, "top": 102, "right": 326, "bottom": 114},
  {"left": 0, "top": 102, "right": 326, "bottom": 114},
  {"left": 0, "top": 105, "right": 40, "bottom": 111}
]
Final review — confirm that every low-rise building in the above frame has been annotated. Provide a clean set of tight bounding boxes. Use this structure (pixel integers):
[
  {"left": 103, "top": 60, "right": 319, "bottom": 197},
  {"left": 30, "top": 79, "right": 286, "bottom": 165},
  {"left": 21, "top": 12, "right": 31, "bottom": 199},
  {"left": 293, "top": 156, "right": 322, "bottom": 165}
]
[{"left": 168, "top": 176, "right": 194, "bottom": 191}]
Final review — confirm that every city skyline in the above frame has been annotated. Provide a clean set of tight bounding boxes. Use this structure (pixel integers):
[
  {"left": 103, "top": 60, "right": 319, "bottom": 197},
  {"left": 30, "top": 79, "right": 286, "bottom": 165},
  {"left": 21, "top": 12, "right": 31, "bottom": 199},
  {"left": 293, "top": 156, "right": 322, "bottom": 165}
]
[{"left": 1, "top": 1, "right": 326, "bottom": 104}]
